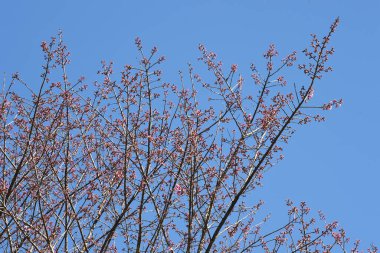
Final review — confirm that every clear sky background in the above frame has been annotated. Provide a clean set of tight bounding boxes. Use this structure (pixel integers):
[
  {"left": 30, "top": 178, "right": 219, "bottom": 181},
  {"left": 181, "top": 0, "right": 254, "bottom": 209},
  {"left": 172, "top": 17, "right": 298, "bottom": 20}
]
[{"left": 1, "top": 0, "right": 379, "bottom": 247}]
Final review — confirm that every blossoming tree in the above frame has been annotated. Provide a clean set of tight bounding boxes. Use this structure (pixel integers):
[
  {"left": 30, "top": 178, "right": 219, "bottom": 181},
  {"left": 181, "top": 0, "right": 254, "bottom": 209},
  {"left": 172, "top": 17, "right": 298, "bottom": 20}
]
[{"left": 0, "top": 18, "right": 376, "bottom": 252}]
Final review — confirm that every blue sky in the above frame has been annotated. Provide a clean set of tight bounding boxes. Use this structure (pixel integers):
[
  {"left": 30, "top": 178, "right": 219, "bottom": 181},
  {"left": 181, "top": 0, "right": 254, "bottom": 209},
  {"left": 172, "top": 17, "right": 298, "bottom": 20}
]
[{"left": 1, "top": 0, "right": 379, "bottom": 247}]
